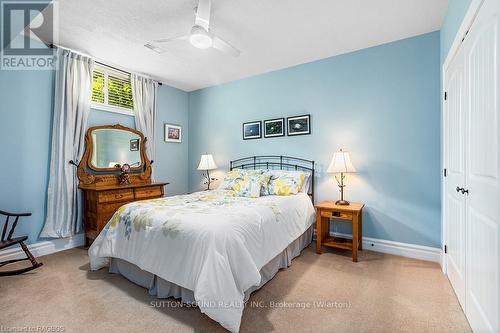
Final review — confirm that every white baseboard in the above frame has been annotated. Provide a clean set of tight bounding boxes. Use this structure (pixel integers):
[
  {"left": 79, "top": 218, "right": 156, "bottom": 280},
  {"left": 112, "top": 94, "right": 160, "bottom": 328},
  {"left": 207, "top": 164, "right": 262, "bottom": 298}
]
[
  {"left": 0, "top": 234, "right": 85, "bottom": 261},
  {"left": 1, "top": 232, "right": 441, "bottom": 264},
  {"left": 315, "top": 231, "right": 442, "bottom": 263}
]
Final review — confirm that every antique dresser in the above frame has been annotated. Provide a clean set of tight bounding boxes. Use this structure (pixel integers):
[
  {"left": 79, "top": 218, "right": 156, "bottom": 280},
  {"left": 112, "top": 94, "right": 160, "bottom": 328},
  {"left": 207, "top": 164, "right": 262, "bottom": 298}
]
[{"left": 77, "top": 124, "right": 168, "bottom": 246}]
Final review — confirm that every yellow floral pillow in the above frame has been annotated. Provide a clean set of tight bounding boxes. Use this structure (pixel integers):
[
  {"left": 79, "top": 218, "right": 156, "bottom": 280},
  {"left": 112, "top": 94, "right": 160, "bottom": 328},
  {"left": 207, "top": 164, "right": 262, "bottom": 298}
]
[
  {"left": 232, "top": 174, "right": 263, "bottom": 198},
  {"left": 220, "top": 169, "right": 271, "bottom": 197},
  {"left": 218, "top": 169, "right": 246, "bottom": 190},
  {"left": 267, "top": 171, "right": 306, "bottom": 196}
]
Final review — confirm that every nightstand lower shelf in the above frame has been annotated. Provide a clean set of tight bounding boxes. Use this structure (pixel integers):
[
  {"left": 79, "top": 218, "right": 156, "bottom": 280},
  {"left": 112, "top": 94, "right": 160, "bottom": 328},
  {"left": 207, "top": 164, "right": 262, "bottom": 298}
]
[{"left": 322, "top": 236, "right": 360, "bottom": 251}]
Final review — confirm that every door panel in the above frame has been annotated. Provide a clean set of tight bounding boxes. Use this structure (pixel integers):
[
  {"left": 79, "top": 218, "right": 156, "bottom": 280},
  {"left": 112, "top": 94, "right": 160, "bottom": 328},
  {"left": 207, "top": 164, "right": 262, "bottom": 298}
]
[
  {"left": 464, "top": 0, "right": 499, "bottom": 331},
  {"left": 444, "top": 44, "right": 466, "bottom": 309}
]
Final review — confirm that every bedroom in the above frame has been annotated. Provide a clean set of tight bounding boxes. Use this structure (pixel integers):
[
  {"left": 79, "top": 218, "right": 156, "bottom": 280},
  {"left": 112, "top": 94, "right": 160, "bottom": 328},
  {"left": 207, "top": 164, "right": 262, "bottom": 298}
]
[{"left": 0, "top": 0, "right": 498, "bottom": 332}]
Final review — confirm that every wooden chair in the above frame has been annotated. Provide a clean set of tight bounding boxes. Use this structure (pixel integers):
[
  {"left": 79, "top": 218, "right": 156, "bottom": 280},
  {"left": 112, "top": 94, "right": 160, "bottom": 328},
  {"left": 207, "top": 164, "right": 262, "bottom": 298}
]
[{"left": 0, "top": 210, "right": 43, "bottom": 276}]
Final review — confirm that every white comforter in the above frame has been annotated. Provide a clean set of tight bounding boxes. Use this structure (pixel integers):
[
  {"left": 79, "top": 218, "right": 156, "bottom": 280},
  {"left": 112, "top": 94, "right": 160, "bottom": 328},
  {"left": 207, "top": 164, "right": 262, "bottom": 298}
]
[{"left": 89, "top": 190, "right": 315, "bottom": 332}]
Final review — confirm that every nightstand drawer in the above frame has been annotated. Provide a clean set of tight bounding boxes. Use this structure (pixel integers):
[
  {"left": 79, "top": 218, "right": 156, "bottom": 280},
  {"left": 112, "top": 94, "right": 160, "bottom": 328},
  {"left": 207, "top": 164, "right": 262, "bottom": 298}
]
[{"left": 320, "top": 210, "right": 352, "bottom": 220}]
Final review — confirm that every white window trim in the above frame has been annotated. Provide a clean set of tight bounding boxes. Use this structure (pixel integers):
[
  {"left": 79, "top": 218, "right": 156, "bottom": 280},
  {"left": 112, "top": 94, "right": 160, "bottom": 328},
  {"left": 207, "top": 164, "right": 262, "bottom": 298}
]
[
  {"left": 91, "top": 64, "right": 135, "bottom": 116},
  {"left": 91, "top": 102, "right": 135, "bottom": 116}
]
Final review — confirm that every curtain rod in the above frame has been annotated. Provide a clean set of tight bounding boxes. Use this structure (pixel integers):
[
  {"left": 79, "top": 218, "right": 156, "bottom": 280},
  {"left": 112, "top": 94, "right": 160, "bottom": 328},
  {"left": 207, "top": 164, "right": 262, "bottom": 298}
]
[{"left": 49, "top": 43, "right": 163, "bottom": 86}]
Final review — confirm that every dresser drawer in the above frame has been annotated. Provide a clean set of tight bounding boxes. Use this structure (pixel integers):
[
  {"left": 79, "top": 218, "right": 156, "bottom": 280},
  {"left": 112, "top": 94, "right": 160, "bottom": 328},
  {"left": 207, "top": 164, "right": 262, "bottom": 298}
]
[
  {"left": 135, "top": 186, "right": 163, "bottom": 199},
  {"left": 320, "top": 210, "right": 353, "bottom": 220},
  {"left": 98, "top": 189, "right": 134, "bottom": 203},
  {"left": 98, "top": 202, "right": 128, "bottom": 227}
]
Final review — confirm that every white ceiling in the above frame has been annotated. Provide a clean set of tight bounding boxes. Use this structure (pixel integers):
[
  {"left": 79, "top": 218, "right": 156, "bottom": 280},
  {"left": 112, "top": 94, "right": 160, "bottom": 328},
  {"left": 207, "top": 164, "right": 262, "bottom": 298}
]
[{"left": 41, "top": 0, "right": 448, "bottom": 92}]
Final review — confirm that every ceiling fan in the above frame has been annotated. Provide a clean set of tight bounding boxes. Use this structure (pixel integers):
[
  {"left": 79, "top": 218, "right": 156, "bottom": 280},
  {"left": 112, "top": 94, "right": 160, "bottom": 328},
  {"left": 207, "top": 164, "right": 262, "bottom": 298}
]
[{"left": 145, "top": 0, "right": 240, "bottom": 57}]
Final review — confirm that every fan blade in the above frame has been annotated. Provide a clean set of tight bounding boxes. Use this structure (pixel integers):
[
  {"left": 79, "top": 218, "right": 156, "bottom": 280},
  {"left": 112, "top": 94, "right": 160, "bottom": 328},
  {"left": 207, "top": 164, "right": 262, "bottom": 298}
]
[
  {"left": 144, "top": 43, "right": 166, "bottom": 54},
  {"left": 195, "top": 0, "right": 211, "bottom": 31},
  {"left": 153, "top": 35, "right": 189, "bottom": 43},
  {"left": 212, "top": 36, "right": 240, "bottom": 57}
]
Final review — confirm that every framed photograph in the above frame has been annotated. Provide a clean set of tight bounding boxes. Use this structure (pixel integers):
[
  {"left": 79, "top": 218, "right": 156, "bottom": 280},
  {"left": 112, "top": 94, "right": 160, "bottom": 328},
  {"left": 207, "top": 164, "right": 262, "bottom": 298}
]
[
  {"left": 287, "top": 114, "right": 311, "bottom": 136},
  {"left": 242, "top": 121, "right": 262, "bottom": 140},
  {"left": 264, "top": 118, "right": 285, "bottom": 138},
  {"left": 164, "top": 123, "right": 182, "bottom": 143},
  {"left": 129, "top": 138, "right": 139, "bottom": 151}
]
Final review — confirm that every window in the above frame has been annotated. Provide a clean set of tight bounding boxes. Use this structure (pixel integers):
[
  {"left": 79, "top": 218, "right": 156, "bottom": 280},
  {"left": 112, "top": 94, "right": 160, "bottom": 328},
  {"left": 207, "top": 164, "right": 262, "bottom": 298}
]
[{"left": 91, "top": 65, "right": 134, "bottom": 115}]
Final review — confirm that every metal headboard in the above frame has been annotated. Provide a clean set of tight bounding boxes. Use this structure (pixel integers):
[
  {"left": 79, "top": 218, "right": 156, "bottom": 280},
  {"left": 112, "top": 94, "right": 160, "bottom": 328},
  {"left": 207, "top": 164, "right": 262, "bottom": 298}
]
[{"left": 230, "top": 155, "right": 315, "bottom": 203}]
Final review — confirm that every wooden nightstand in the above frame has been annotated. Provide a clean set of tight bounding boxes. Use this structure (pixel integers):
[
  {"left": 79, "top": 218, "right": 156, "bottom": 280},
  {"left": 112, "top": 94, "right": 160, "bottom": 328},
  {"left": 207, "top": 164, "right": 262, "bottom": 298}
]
[{"left": 315, "top": 201, "right": 364, "bottom": 262}]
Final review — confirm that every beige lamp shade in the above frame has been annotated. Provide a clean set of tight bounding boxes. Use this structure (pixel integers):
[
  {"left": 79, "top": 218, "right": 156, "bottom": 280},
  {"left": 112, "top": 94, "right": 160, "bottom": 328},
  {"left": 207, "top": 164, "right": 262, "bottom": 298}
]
[
  {"left": 197, "top": 154, "right": 217, "bottom": 170},
  {"left": 327, "top": 150, "right": 356, "bottom": 173}
]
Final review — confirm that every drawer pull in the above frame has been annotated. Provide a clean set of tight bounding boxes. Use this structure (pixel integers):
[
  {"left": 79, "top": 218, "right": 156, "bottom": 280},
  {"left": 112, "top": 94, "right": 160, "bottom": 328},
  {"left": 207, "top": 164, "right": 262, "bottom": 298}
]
[{"left": 115, "top": 194, "right": 123, "bottom": 199}]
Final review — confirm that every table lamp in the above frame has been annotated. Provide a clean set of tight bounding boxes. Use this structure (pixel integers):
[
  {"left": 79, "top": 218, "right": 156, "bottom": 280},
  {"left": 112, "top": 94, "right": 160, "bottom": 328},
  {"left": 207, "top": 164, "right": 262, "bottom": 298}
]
[
  {"left": 197, "top": 153, "right": 217, "bottom": 190},
  {"left": 327, "top": 149, "right": 356, "bottom": 205}
]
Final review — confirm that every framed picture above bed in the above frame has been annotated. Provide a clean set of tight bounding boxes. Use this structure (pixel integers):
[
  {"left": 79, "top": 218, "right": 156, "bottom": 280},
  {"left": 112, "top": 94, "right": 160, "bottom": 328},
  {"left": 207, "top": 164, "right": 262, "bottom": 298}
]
[
  {"left": 287, "top": 114, "right": 311, "bottom": 136},
  {"left": 264, "top": 118, "right": 285, "bottom": 138},
  {"left": 164, "top": 123, "right": 182, "bottom": 143},
  {"left": 242, "top": 121, "right": 262, "bottom": 140}
]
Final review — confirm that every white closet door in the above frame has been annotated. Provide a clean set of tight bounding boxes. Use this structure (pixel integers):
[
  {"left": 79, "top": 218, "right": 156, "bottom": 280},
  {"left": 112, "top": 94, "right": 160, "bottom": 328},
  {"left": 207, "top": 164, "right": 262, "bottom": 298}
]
[
  {"left": 463, "top": 0, "right": 499, "bottom": 331},
  {"left": 444, "top": 44, "right": 467, "bottom": 309}
]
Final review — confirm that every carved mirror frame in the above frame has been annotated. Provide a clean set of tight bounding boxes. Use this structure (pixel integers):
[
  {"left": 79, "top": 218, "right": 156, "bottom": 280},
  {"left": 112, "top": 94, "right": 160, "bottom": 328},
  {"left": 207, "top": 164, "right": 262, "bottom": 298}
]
[{"left": 77, "top": 124, "right": 152, "bottom": 187}]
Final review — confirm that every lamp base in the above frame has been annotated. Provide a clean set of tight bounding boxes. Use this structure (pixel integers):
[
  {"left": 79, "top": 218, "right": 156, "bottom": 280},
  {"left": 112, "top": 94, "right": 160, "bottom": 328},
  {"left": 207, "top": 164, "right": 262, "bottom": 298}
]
[{"left": 335, "top": 200, "right": 350, "bottom": 206}]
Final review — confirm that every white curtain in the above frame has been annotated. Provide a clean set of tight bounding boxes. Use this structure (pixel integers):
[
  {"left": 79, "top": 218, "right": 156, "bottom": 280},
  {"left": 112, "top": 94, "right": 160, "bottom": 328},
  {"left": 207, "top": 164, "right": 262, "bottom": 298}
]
[
  {"left": 131, "top": 74, "right": 158, "bottom": 180},
  {"left": 40, "top": 49, "right": 94, "bottom": 238}
]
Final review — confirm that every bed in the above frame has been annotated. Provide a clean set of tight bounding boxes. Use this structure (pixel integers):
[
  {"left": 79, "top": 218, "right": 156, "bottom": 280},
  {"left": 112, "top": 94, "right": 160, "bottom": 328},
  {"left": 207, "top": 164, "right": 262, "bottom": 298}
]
[{"left": 88, "top": 156, "right": 316, "bottom": 332}]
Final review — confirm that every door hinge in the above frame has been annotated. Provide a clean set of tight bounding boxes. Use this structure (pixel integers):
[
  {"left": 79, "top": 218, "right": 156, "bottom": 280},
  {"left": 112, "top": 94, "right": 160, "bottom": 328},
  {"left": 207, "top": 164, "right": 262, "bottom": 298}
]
[
  {"left": 444, "top": 168, "right": 447, "bottom": 177},
  {"left": 444, "top": 245, "right": 447, "bottom": 254},
  {"left": 444, "top": 91, "right": 448, "bottom": 101},
  {"left": 461, "top": 30, "right": 469, "bottom": 43}
]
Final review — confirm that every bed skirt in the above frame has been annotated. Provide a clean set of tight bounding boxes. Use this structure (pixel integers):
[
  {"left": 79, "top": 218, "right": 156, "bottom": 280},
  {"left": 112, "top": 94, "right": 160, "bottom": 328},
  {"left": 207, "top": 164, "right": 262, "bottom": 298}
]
[{"left": 109, "top": 225, "right": 313, "bottom": 303}]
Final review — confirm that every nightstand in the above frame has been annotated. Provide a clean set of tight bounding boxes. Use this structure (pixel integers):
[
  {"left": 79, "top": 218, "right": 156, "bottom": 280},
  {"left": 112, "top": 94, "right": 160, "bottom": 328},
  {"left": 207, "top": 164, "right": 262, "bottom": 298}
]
[{"left": 315, "top": 201, "right": 364, "bottom": 262}]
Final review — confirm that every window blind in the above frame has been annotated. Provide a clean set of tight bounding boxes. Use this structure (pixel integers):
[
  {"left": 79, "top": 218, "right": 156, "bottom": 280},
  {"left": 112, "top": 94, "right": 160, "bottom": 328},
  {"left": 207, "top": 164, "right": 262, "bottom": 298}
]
[{"left": 91, "top": 66, "right": 134, "bottom": 112}]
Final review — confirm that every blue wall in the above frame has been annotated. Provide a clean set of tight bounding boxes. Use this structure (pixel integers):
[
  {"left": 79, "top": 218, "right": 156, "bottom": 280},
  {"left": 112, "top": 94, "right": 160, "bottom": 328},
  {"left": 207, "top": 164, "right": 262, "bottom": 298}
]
[
  {"left": 189, "top": 32, "right": 441, "bottom": 248},
  {"left": 0, "top": 69, "right": 54, "bottom": 245},
  {"left": 1, "top": 31, "right": 443, "bottom": 248},
  {"left": 440, "top": 0, "right": 472, "bottom": 64},
  {"left": 0, "top": 69, "right": 189, "bottom": 244}
]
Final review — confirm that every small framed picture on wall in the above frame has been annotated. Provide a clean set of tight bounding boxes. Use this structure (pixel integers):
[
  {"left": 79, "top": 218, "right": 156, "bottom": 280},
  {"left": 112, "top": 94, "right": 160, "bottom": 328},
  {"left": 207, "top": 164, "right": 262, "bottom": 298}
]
[
  {"left": 287, "top": 114, "right": 311, "bottom": 136},
  {"left": 264, "top": 118, "right": 285, "bottom": 138},
  {"left": 164, "top": 123, "right": 182, "bottom": 143},
  {"left": 130, "top": 139, "right": 139, "bottom": 151},
  {"left": 242, "top": 121, "right": 262, "bottom": 140}
]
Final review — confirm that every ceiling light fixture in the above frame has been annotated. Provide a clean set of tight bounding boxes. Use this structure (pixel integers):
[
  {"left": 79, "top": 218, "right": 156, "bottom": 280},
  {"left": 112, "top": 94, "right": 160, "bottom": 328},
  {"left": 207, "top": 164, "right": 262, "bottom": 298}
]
[
  {"left": 148, "top": 0, "right": 240, "bottom": 57},
  {"left": 189, "top": 25, "right": 213, "bottom": 49}
]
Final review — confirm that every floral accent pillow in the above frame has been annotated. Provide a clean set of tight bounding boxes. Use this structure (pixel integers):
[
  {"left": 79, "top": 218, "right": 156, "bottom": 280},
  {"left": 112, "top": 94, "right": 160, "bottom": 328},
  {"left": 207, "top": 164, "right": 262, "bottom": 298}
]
[
  {"left": 219, "top": 169, "right": 271, "bottom": 198},
  {"left": 218, "top": 169, "right": 246, "bottom": 190},
  {"left": 266, "top": 171, "right": 306, "bottom": 196},
  {"left": 232, "top": 174, "right": 265, "bottom": 198}
]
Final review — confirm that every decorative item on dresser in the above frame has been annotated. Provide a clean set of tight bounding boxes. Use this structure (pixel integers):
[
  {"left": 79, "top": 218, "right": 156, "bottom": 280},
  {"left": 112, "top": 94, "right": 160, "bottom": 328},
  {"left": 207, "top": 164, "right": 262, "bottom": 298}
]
[
  {"left": 315, "top": 201, "right": 364, "bottom": 262},
  {"left": 77, "top": 124, "right": 168, "bottom": 246}
]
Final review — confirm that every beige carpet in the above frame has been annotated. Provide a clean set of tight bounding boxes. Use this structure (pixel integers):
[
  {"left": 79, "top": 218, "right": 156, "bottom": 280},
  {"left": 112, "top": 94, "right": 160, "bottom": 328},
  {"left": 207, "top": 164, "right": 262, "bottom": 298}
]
[{"left": 1, "top": 246, "right": 470, "bottom": 332}]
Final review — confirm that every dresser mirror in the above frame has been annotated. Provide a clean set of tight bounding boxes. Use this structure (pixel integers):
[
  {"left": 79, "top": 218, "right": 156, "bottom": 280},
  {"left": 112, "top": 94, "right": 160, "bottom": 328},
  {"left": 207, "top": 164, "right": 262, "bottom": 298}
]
[
  {"left": 89, "top": 128, "right": 143, "bottom": 171},
  {"left": 77, "top": 124, "right": 153, "bottom": 186}
]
